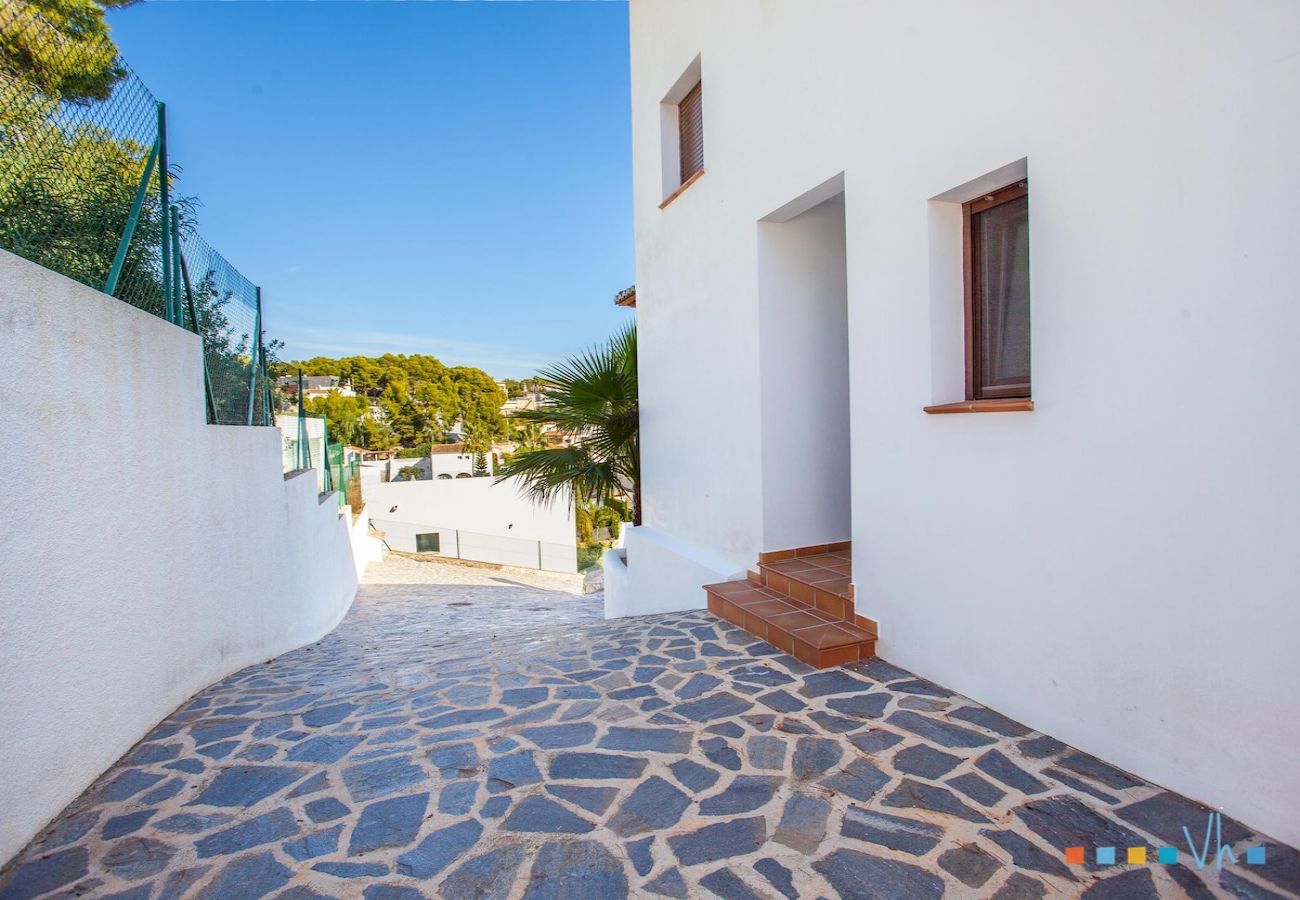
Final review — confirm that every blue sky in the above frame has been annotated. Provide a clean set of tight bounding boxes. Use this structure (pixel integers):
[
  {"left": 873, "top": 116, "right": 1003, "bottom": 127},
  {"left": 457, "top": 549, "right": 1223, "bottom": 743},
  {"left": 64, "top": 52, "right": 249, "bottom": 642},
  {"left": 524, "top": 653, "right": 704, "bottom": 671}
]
[{"left": 105, "top": 0, "right": 633, "bottom": 379}]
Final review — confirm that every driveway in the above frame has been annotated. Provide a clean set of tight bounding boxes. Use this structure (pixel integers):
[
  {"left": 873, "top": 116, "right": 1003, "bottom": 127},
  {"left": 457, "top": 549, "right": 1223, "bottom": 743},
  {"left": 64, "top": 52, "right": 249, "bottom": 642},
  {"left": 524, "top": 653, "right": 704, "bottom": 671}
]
[{"left": 1, "top": 557, "right": 1294, "bottom": 899}]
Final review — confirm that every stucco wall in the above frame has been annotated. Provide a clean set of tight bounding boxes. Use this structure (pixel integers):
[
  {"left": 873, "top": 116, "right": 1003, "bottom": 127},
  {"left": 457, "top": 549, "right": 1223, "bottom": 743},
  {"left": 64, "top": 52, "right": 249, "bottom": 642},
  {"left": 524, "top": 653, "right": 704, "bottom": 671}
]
[
  {"left": 366, "top": 477, "right": 578, "bottom": 573},
  {"left": 0, "top": 250, "right": 359, "bottom": 862},
  {"left": 628, "top": 0, "right": 1300, "bottom": 845},
  {"left": 358, "top": 453, "right": 499, "bottom": 485},
  {"left": 605, "top": 525, "right": 745, "bottom": 619},
  {"left": 349, "top": 504, "right": 387, "bottom": 578}
]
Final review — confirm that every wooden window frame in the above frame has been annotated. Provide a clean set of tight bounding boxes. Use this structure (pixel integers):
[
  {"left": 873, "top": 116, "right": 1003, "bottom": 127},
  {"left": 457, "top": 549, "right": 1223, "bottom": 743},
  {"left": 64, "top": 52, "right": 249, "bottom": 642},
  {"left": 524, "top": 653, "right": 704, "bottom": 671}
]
[{"left": 963, "top": 180, "right": 1030, "bottom": 401}]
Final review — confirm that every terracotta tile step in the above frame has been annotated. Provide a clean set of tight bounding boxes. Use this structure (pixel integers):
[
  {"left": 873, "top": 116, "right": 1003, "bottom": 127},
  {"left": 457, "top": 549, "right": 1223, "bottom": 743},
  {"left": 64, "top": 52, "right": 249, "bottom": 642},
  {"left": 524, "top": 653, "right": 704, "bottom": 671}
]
[
  {"left": 760, "top": 553, "right": 851, "bottom": 594},
  {"left": 754, "top": 555, "right": 855, "bottom": 622},
  {"left": 704, "top": 580, "right": 876, "bottom": 669},
  {"left": 756, "top": 540, "right": 851, "bottom": 564}
]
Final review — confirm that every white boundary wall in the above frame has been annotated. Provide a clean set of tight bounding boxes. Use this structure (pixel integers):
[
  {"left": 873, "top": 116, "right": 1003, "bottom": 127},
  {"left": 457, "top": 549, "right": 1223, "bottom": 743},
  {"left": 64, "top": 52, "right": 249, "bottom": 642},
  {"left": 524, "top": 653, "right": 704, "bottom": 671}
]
[
  {"left": 0, "top": 250, "right": 359, "bottom": 862},
  {"left": 366, "top": 477, "right": 578, "bottom": 574},
  {"left": 349, "top": 504, "right": 386, "bottom": 578},
  {"left": 626, "top": 1, "right": 1300, "bottom": 845}
]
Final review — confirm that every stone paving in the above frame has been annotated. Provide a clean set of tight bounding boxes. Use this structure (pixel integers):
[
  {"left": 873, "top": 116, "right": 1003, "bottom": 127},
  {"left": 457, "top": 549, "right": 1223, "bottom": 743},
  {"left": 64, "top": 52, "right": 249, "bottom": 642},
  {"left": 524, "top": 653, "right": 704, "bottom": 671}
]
[{"left": 1, "top": 557, "right": 1296, "bottom": 899}]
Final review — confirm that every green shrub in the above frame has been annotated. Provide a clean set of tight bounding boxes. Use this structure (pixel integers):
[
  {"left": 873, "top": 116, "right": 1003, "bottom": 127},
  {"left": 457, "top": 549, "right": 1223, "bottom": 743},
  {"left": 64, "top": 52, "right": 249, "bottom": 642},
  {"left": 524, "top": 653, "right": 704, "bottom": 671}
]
[{"left": 577, "top": 543, "right": 604, "bottom": 571}]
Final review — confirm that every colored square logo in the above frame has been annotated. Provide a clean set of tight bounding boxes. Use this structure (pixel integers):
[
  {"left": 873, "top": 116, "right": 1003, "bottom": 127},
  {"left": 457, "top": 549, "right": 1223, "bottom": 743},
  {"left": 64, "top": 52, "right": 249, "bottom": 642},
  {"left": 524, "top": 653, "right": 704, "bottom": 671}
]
[
  {"left": 1127, "top": 847, "right": 1147, "bottom": 864},
  {"left": 1065, "top": 847, "right": 1085, "bottom": 865},
  {"left": 1246, "top": 846, "right": 1267, "bottom": 865},
  {"left": 1158, "top": 847, "right": 1179, "bottom": 865},
  {"left": 1096, "top": 847, "right": 1116, "bottom": 865}
]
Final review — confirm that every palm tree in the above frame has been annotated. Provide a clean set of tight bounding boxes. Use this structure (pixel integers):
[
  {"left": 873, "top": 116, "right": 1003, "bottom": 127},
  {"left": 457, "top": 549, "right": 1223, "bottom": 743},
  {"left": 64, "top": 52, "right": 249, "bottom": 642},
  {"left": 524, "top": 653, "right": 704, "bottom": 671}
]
[
  {"left": 513, "top": 422, "right": 547, "bottom": 453},
  {"left": 495, "top": 324, "right": 640, "bottom": 525}
]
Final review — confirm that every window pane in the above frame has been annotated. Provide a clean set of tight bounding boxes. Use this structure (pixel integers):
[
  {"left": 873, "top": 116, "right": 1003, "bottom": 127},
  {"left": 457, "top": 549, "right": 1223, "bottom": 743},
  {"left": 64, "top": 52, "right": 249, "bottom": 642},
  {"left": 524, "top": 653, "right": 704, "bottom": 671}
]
[
  {"left": 416, "top": 532, "right": 441, "bottom": 553},
  {"left": 977, "top": 195, "right": 1030, "bottom": 394}
]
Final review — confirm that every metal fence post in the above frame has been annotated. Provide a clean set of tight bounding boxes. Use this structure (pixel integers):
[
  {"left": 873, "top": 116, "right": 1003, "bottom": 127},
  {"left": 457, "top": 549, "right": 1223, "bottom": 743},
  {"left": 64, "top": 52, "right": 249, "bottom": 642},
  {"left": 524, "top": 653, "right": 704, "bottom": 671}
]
[
  {"left": 260, "top": 344, "right": 273, "bottom": 426},
  {"left": 179, "top": 252, "right": 219, "bottom": 424},
  {"left": 169, "top": 206, "right": 183, "bottom": 327},
  {"left": 297, "top": 369, "right": 309, "bottom": 470},
  {"left": 104, "top": 138, "right": 159, "bottom": 297},
  {"left": 247, "top": 288, "right": 262, "bottom": 426},
  {"left": 322, "top": 415, "right": 333, "bottom": 493},
  {"left": 173, "top": 230, "right": 182, "bottom": 328},
  {"left": 157, "top": 103, "right": 173, "bottom": 324},
  {"left": 171, "top": 205, "right": 217, "bottom": 424}
]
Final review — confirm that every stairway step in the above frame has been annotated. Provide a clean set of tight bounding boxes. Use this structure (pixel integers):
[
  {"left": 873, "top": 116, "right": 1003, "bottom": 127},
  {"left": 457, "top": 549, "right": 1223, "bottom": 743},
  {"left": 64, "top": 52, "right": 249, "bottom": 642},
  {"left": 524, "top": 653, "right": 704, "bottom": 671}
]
[
  {"left": 758, "top": 552, "right": 855, "bottom": 621},
  {"left": 757, "top": 540, "right": 851, "bottom": 564},
  {"left": 759, "top": 554, "right": 851, "bottom": 595},
  {"left": 705, "top": 580, "right": 875, "bottom": 669}
]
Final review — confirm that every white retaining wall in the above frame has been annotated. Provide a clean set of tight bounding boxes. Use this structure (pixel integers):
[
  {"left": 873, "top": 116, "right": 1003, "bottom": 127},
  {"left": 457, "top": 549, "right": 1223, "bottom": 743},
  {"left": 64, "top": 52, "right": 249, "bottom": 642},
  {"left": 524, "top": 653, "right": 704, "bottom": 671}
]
[
  {"left": 366, "top": 477, "right": 578, "bottom": 573},
  {"left": 0, "top": 250, "right": 359, "bottom": 862},
  {"left": 349, "top": 504, "right": 386, "bottom": 578}
]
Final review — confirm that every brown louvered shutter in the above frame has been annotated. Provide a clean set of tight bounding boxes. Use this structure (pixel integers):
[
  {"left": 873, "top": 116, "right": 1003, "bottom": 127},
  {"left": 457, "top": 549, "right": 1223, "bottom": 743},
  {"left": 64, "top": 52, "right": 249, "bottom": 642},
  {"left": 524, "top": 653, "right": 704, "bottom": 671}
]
[{"left": 678, "top": 81, "right": 704, "bottom": 183}]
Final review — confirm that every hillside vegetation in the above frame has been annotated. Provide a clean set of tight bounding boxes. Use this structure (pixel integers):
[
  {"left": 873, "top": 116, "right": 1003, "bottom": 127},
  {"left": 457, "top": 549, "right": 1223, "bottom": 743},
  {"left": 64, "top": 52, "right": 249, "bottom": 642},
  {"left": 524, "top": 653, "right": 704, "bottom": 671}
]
[{"left": 273, "top": 354, "right": 506, "bottom": 452}]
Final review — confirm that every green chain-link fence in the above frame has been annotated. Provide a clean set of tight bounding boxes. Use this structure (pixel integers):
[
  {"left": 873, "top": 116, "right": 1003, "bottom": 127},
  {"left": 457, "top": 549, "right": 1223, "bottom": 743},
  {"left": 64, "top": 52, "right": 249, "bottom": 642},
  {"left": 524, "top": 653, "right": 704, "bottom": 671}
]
[
  {"left": 1, "top": 4, "right": 272, "bottom": 426},
  {"left": 279, "top": 403, "right": 363, "bottom": 510},
  {"left": 326, "top": 441, "right": 361, "bottom": 513},
  {"left": 177, "top": 227, "right": 275, "bottom": 425}
]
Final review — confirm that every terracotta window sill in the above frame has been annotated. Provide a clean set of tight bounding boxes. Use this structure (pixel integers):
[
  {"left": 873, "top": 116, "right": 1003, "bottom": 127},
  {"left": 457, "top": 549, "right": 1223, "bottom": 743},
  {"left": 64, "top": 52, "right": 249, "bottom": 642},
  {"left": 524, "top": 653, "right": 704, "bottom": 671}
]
[
  {"left": 659, "top": 169, "right": 705, "bottom": 209},
  {"left": 923, "top": 398, "right": 1034, "bottom": 414}
]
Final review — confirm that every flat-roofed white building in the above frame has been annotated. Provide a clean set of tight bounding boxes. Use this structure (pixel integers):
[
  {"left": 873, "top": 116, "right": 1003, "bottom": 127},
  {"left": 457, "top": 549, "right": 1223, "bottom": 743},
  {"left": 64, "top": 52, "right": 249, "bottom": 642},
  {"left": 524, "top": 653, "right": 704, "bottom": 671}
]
[{"left": 612, "top": 0, "right": 1300, "bottom": 847}]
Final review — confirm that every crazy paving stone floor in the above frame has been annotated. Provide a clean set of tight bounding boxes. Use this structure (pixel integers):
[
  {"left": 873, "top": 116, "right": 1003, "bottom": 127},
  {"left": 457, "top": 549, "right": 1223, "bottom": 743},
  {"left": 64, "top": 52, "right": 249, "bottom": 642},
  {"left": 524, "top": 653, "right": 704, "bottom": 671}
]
[{"left": 2, "top": 559, "right": 1297, "bottom": 900}]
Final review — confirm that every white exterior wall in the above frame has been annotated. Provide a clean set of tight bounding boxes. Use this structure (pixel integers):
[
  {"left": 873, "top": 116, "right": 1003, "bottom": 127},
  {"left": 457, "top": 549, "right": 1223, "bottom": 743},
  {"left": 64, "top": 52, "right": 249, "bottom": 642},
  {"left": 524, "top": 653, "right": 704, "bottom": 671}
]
[
  {"left": 366, "top": 477, "right": 578, "bottom": 573},
  {"left": 427, "top": 452, "right": 482, "bottom": 479},
  {"left": 605, "top": 525, "right": 746, "bottom": 619},
  {"left": 0, "top": 250, "right": 358, "bottom": 862},
  {"left": 628, "top": 0, "right": 1300, "bottom": 845},
  {"left": 348, "top": 504, "right": 386, "bottom": 578},
  {"left": 358, "top": 453, "right": 497, "bottom": 486}
]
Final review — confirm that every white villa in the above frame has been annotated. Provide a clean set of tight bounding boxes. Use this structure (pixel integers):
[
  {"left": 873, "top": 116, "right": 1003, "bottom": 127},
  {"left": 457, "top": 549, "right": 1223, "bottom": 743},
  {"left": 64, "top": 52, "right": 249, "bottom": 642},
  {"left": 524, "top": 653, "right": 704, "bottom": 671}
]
[
  {"left": 356, "top": 443, "right": 503, "bottom": 483},
  {"left": 607, "top": 1, "right": 1300, "bottom": 849},
  {"left": 275, "top": 374, "right": 355, "bottom": 401}
]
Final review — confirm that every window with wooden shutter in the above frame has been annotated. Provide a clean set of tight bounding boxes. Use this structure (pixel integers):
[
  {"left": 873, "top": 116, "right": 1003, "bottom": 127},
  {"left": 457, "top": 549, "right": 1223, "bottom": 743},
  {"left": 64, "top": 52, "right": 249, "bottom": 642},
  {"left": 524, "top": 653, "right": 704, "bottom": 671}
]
[
  {"left": 678, "top": 81, "right": 703, "bottom": 184},
  {"left": 964, "top": 180, "right": 1030, "bottom": 400}
]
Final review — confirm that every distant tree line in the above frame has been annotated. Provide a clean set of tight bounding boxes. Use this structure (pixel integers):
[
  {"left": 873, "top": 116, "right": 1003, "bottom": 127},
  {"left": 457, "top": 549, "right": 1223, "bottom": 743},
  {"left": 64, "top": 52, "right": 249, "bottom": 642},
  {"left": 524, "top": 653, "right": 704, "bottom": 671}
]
[{"left": 272, "top": 354, "right": 508, "bottom": 453}]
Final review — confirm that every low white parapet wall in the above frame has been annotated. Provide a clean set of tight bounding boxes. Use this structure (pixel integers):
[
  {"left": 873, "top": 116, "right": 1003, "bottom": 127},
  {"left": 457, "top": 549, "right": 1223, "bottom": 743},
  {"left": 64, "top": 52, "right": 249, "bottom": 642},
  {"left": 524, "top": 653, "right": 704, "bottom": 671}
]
[
  {"left": 0, "top": 250, "right": 359, "bottom": 863},
  {"left": 366, "top": 477, "right": 578, "bottom": 574},
  {"left": 348, "top": 503, "right": 387, "bottom": 578},
  {"left": 604, "top": 525, "right": 746, "bottom": 619}
]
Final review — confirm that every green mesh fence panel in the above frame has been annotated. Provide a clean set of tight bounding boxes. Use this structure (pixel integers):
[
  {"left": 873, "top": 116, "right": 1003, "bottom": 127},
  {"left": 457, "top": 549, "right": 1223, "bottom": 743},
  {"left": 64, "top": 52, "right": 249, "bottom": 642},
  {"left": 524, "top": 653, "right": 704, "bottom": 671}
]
[
  {"left": 327, "top": 442, "right": 344, "bottom": 507},
  {"left": 2, "top": 5, "right": 273, "bottom": 427},
  {"left": 346, "top": 459, "right": 360, "bottom": 510},
  {"left": 0, "top": 6, "right": 164, "bottom": 313},
  {"left": 281, "top": 411, "right": 328, "bottom": 486},
  {"left": 323, "top": 443, "right": 361, "bottom": 511},
  {"left": 177, "top": 228, "right": 270, "bottom": 425},
  {"left": 280, "top": 417, "right": 301, "bottom": 473}
]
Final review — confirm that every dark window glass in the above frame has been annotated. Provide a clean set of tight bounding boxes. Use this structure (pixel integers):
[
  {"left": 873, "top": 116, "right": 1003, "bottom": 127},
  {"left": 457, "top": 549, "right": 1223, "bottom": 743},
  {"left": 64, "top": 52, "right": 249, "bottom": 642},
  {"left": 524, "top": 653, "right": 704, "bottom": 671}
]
[
  {"left": 968, "top": 183, "right": 1030, "bottom": 399},
  {"left": 416, "top": 532, "right": 440, "bottom": 553}
]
